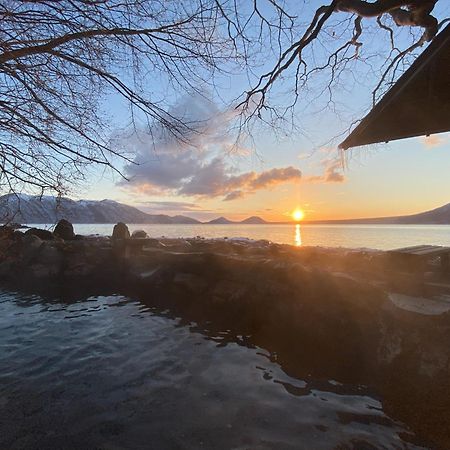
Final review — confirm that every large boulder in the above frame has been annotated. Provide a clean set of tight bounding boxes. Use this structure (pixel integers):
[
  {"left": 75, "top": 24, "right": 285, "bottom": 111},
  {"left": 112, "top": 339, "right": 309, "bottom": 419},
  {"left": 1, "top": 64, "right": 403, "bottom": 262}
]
[
  {"left": 0, "top": 260, "right": 15, "bottom": 277},
  {"left": 173, "top": 272, "right": 208, "bottom": 295},
  {"left": 13, "top": 230, "right": 24, "bottom": 240},
  {"left": 112, "top": 222, "right": 130, "bottom": 240},
  {"left": 0, "top": 225, "right": 15, "bottom": 240},
  {"left": 131, "top": 230, "right": 148, "bottom": 239},
  {"left": 25, "top": 227, "right": 54, "bottom": 240},
  {"left": 22, "top": 234, "right": 43, "bottom": 263},
  {"left": 37, "top": 242, "right": 63, "bottom": 267},
  {"left": 54, "top": 219, "right": 75, "bottom": 240}
]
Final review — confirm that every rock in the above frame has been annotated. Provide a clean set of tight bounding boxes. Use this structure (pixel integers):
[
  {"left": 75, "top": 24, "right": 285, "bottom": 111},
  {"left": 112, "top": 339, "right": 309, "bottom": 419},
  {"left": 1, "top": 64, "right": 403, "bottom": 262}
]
[
  {"left": 0, "top": 225, "right": 15, "bottom": 240},
  {"left": 173, "top": 272, "right": 209, "bottom": 295},
  {"left": 29, "top": 264, "right": 55, "bottom": 279},
  {"left": 22, "top": 234, "right": 43, "bottom": 263},
  {"left": 25, "top": 227, "right": 54, "bottom": 240},
  {"left": 212, "top": 279, "right": 248, "bottom": 303},
  {"left": 112, "top": 222, "right": 130, "bottom": 240},
  {"left": 0, "top": 238, "right": 12, "bottom": 259},
  {"left": 54, "top": 219, "right": 75, "bottom": 240},
  {"left": 37, "top": 243, "right": 63, "bottom": 267},
  {"left": 13, "top": 230, "right": 24, "bottom": 240},
  {"left": 131, "top": 230, "right": 148, "bottom": 239},
  {"left": 131, "top": 267, "right": 164, "bottom": 282},
  {"left": 64, "top": 263, "right": 96, "bottom": 278},
  {"left": 0, "top": 260, "right": 14, "bottom": 277}
]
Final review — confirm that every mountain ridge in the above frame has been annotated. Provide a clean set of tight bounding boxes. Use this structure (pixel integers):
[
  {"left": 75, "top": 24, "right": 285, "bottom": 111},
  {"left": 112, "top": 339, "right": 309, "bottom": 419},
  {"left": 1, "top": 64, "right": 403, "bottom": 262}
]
[
  {"left": 302, "top": 203, "right": 450, "bottom": 225},
  {"left": 0, "top": 194, "right": 198, "bottom": 224},
  {"left": 0, "top": 194, "right": 449, "bottom": 225},
  {"left": 0, "top": 194, "right": 267, "bottom": 225}
]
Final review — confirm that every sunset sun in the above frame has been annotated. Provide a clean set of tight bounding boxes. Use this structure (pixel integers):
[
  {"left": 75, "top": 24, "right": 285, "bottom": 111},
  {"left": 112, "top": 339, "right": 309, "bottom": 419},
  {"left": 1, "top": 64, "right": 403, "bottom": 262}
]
[{"left": 292, "top": 209, "right": 304, "bottom": 222}]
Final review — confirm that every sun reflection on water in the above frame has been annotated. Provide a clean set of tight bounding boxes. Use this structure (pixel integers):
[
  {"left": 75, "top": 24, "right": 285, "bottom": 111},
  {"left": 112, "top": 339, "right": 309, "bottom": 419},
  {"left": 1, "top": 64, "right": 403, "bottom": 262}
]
[{"left": 295, "top": 224, "right": 302, "bottom": 247}]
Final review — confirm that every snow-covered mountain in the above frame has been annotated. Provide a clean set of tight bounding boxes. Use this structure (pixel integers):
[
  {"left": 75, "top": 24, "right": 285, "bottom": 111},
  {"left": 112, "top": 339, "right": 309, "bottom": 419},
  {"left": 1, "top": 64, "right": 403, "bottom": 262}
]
[{"left": 0, "top": 194, "right": 201, "bottom": 224}]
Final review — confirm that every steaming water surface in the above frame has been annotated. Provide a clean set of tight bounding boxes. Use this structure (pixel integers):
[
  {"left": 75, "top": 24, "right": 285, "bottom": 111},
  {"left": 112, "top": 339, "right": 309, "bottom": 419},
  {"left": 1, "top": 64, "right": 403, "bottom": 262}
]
[
  {"left": 36, "top": 223, "right": 450, "bottom": 250},
  {"left": 0, "top": 291, "right": 425, "bottom": 449}
]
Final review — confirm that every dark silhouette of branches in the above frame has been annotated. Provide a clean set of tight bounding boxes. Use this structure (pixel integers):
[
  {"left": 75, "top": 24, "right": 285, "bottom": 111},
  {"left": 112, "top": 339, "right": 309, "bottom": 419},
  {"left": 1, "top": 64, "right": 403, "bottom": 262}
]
[
  {"left": 0, "top": 0, "right": 446, "bottom": 196},
  {"left": 238, "top": 0, "right": 443, "bottom": 123},
  {"left": 0, "top": 0, "right": 239, "bottom": 195}
]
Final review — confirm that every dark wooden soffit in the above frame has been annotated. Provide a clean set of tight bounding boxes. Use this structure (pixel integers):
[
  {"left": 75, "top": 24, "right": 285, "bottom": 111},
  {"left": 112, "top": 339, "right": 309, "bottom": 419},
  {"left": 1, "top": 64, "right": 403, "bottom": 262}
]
[{"left": 339, "top": 23, "right": 450, "bottom": 150}]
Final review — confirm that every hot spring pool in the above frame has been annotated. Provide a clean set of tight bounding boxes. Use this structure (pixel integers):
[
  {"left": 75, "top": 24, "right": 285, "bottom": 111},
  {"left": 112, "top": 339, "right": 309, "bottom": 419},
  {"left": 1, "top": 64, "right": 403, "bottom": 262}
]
[{"left": 0, "top": 290, "right": 425, "bottom": 449}]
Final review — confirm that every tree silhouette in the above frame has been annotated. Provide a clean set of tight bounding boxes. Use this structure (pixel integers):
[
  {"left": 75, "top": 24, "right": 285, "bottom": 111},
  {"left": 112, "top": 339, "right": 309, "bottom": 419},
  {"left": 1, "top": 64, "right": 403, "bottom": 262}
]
[{"left": 0, "top": 0, "right": 446, "bottom": 195}]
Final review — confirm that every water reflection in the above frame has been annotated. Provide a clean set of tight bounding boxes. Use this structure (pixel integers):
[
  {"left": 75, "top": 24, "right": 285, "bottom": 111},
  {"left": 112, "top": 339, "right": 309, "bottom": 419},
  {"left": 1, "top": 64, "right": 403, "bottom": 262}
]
[
  {"left": 294, "top": 223, "right": 302, "bottom": 246},
  {"left": 0, "top": 290, "right": 424, "bottom": 449}
]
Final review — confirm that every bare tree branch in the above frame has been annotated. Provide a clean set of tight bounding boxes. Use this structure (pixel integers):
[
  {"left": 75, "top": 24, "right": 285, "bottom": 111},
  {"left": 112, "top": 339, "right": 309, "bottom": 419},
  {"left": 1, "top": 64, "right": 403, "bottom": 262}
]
[{"left": 0, "top": 0, "right": 446, "bottom": 197}]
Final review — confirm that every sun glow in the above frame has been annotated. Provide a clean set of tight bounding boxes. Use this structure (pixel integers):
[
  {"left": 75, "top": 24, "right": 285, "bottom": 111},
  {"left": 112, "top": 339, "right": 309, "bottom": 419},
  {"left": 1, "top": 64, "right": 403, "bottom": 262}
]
[{"left": 292, "top": 208, "right": 304, "bottom": 222}]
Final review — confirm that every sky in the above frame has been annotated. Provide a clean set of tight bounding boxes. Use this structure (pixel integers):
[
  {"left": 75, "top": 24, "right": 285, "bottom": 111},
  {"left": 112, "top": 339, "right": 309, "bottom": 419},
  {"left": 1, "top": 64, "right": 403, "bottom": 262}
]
[{"left": 77, "top": 2, "right": 450, "bottom": 222}]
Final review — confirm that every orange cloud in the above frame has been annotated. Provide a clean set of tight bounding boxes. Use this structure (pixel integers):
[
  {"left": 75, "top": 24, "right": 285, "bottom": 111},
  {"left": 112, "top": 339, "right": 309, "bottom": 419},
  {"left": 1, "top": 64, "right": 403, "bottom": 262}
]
[
  {"left": 420, "top": 135, "right": 447, "bottom": 149},
  {"left": 305, "top": 158, "right": 346, "bottom": 183}
]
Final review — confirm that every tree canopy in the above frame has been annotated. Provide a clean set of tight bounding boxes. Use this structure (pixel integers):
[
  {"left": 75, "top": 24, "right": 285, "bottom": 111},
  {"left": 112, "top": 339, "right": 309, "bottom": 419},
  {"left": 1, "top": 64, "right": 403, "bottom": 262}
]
[{"left": 0, "top": 0, "right": 447, "bottom": 195}]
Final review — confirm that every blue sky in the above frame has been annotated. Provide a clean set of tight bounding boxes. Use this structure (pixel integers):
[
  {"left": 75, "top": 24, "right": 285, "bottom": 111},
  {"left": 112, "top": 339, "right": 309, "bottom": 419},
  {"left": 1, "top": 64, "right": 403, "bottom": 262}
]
[{"left": 78, "top": 2, "right": 450, "bottom": 221}]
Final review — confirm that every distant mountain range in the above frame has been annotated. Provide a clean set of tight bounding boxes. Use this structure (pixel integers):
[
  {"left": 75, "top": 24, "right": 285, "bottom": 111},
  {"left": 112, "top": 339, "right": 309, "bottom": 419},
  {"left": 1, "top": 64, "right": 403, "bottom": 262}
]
[
  {"left": 305, "top": 203, "right": 450, "bottom": 225},
  {"left": 206, "top": 216, "right": 267, "bottom": 225},
  {"left": 0, "top": 194, "right": 448, "bottom": 225},
  {"left": 0, "top": 194, "right": 268, "bottom": 225}
]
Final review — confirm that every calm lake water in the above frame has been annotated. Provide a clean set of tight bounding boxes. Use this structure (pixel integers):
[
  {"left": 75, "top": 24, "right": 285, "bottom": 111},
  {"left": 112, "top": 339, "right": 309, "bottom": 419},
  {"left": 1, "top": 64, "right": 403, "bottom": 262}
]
[
  {"left": 33, "top": 223, "right": 450, "bottom": 250},
  {"left": 0, "top": 291, "right": 425, "bottom": 449}
]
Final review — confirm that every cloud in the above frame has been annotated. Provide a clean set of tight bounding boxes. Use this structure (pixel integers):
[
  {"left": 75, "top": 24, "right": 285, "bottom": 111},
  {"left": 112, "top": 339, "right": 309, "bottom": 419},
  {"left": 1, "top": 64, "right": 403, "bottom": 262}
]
[
  {"left": 119, "top": 93, "right": 302, "bottom": 201},
  {"left": 420, "top": 135, "right": 447, "bottom": 149},
  {"left": 137, "top": 201, "right": 203, "bottom": 212},
  {"left": 180, "top": 160, "right": 301, "bottom": 198},
  {"left": 305, "top": 158, "right": 345, "bottom": 183},
  {"left": 323, "top": 159, "right": 345, "bottom": 182},
  {"left": 250, "top": 167, "right": 302, "bottom": 189},
  {"left": 223, "top": 191, "right": 244, "bottom": 201}
]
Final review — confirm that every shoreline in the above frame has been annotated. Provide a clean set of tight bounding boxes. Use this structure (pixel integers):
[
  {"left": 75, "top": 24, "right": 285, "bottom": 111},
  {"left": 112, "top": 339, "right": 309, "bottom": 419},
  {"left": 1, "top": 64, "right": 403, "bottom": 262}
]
[
  {"left": 1, "top": 222, "right": 449, "bottom": 312},
  {"left": 9, "top": 222, "right": 450, "bottom": 253}
]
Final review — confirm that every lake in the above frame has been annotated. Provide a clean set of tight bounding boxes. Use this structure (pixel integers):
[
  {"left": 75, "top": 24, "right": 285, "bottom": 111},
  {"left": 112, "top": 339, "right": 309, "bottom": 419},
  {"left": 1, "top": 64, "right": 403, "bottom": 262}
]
[{"left": 31, "top": 223, "right": 450, "bottom": 250}]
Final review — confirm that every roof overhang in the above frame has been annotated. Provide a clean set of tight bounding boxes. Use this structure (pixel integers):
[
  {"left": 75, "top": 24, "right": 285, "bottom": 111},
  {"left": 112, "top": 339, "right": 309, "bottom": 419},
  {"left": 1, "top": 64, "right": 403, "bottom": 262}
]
[{"left": 339, "top": 24, "right": 450, "bottom": 150}]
